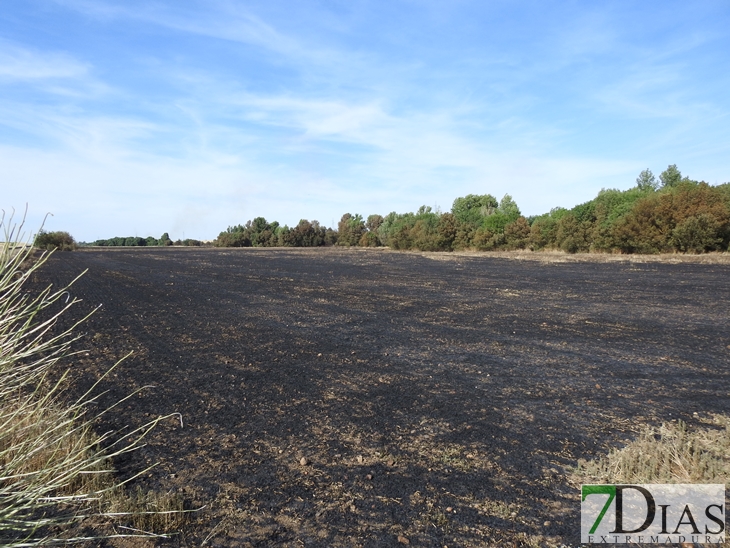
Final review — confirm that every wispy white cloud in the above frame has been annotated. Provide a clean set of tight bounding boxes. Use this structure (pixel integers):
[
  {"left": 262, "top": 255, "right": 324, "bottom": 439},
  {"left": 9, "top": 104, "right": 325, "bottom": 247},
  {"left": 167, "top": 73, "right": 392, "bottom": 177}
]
[
  {"left": 0, "top": 100, "right": 159, "bottom": 158},
  {"left": 54, "top": 0, "right": 310, "bottom": 59},
  {"left": 0, "top": 41, "right": 89, "bottom": 80},
  {"left": 2, "top": 0, "right": 728, "bottom": 240}
]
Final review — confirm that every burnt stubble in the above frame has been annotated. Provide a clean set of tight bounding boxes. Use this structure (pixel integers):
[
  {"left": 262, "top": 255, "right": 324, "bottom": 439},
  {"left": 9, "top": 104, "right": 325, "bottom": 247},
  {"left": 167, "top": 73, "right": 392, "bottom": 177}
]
[{"left": 35, "top": 248, "right": 730, "bottom": 547}]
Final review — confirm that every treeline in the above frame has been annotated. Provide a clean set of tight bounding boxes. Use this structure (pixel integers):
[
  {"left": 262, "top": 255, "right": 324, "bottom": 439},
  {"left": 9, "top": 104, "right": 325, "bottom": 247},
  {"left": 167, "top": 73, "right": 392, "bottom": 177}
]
[
  {"left": 528, "top": 168, "right": 730, "bottom": 253},
  {"left": 215, "top": 218, "right": 337, "bottom": 248},
  {"left": 87, "top": 233, "right": 206, "bottom": 247},
  {"left": 215, "top": 165, "right": 730, "bottom": 254}
]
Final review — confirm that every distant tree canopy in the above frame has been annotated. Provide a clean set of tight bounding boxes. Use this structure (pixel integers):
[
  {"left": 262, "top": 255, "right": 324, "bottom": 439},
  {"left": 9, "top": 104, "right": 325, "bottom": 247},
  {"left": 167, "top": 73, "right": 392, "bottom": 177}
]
[
  {"left": 90, "top": 232, "right": 189, "bottom": 247},
  {"left": 527, "top": 169, "right": 730, "bottom": 254},
  {"left": 214, "top": 217, "right": 336, "bottom": 248},
  {"left": 210, "top": 164, "right": 729, "bottom": 254}
]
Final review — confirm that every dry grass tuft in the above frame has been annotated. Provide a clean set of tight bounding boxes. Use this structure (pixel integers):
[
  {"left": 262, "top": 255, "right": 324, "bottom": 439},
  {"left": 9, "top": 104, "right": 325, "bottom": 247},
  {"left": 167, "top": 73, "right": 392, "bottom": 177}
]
[
  {"left": 573, "top": 414, "right": 730, "bottom": 484},
  {"left": 0, "top": 210, "right": 189, "bottom": 546}
]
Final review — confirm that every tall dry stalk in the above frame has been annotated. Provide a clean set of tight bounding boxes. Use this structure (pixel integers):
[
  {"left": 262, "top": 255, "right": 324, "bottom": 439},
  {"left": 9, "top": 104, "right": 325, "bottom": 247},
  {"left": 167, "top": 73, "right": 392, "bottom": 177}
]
[{"left": 0, "top": 210, "right": 182, "bottom": 546}]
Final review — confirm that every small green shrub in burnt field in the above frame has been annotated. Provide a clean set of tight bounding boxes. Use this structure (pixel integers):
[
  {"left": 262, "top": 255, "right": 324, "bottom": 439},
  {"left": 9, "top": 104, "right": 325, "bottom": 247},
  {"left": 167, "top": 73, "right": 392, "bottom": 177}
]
[{"left": 33, "top": 230, "right": 76, "bottom": 251}]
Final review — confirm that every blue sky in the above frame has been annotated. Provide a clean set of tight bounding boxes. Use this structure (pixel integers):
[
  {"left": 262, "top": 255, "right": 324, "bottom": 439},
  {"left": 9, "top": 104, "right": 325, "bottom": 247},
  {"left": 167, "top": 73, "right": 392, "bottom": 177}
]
[{"left": 1, "top": 0, "right": 729, "bottom": 241}]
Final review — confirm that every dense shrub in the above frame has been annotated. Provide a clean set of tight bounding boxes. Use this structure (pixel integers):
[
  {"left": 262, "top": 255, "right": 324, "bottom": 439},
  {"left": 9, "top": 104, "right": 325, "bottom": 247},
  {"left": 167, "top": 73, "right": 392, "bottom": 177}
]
[
  {"left": 528, "top": 209, "right": 567, "bottom": 250},
  {"left": 503, "top": 216, "right": 531, "bottom": 249},
  {"left": 34, "top": 230, "right": 76, "bottom": 251},
  {"left": 436, "top": 212, "right": 457, "bottom": 251},
  {"left": 409, "top": 215, "right": 443, "bottom": 251},
  {"left": 358, "top": 232, "right": 380, "bottom": 247},
  {"left": 472, "top": 227, "right": 499, "bottom": 251},
  {"left": 611, "top": 182, "right": 730, "bottom": 253},
  {"left": 324, "top": 228, "right": 338, "bottom": 246},
  {"left": 555, "top": 214, "right": 592, "bottom": 253},
  {"left": 670, "top": 214, "right": 723, "bottom": 253}
]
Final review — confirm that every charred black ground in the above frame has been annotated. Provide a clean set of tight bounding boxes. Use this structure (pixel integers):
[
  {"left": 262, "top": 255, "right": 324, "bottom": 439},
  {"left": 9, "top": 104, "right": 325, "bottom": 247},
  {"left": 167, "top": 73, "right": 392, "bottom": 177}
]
[{"left": 34, "top": 248, "right": 730, "bottom": 547}]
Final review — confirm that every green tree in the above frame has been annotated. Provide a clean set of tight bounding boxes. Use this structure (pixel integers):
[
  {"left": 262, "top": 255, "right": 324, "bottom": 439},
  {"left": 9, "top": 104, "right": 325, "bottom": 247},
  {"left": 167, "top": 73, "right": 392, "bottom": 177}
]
[
  {"left": 386, "top": 213, "right": 415, "bottom": 250},
  {"left": 636, "top": 168, "right": 658, "bottom": 191},
  {"left": 497, "top": 194, "right": 521, "bottom": 220},
  {"left": 528, "top": 208, "right": 568, "bottom": 250},
  {"left": 124, "top": 237, "right": 146, "bottom": 246},
  {"left": 285, "top": 219, "right": 327, "bottom": 247},
  {"left": 366, "top": 214, "right": 384, "bottom": 233},
  {"left": 451, "top": 194, "right": 498, "bottom": 225},
  {"left": 337, "top": 213, "right": 366, "bottom": 246},
  {"left": 659, "top": 164, "right": 682, "bottom": 188}
]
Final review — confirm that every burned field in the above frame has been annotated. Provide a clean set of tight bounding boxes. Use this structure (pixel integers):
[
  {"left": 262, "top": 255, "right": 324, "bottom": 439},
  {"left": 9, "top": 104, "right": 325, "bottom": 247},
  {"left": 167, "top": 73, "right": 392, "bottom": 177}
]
[{"left": 35, "top": 248, "right": 730, "bottom": 547}]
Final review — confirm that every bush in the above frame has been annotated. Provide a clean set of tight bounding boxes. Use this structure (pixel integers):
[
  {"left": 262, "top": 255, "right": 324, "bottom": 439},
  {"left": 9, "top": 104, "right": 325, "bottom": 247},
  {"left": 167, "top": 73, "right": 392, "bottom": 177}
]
[
  {"left": 358, "top": 232, "right": 380, "bottom": 247},
  {"left": 528, "top": 216, "right": 558, "bottom": 250},
  {"left": 409, "top": 208, "right": 443, "bottom": 251},
  {"left": 436, "top": 213, "right": 457, "bottom": 251},
  {"left": 670, "top": 214, "right": 723, "bottom": 253},
  {"left": 555, "top": 215, "right": 591, "bottom": 253},
  {"left": 503, "top": 217, "right": 531, "bottom": 250},
  {"left": 472, "top": 227, "right": 497, "bottom": 250},
  {"left": 33, "top": 230, "right": 76, "bottom": 251}
]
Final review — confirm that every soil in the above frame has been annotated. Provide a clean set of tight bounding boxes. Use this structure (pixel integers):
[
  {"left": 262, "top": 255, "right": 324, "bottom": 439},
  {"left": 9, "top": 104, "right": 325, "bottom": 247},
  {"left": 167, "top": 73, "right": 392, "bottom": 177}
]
[{"left": 33, "top": 248, "right": 730, "bottom": 547}]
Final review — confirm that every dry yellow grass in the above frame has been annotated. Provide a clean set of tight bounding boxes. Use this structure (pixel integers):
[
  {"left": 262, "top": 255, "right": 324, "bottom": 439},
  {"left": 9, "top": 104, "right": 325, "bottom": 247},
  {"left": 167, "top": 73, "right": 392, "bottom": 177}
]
[
  {"left": 1, "top": 211, "right": 188, "bottom": 546},
  {"left": 573, "top": 414, "right": 730, "bottom": 484}
]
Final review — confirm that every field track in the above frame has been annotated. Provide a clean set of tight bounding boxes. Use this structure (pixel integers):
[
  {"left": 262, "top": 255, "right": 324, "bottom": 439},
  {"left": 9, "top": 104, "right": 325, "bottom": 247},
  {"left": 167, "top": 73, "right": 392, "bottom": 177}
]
[{"left": 34, "top": 248, "right": 730, "bottom": 547}]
